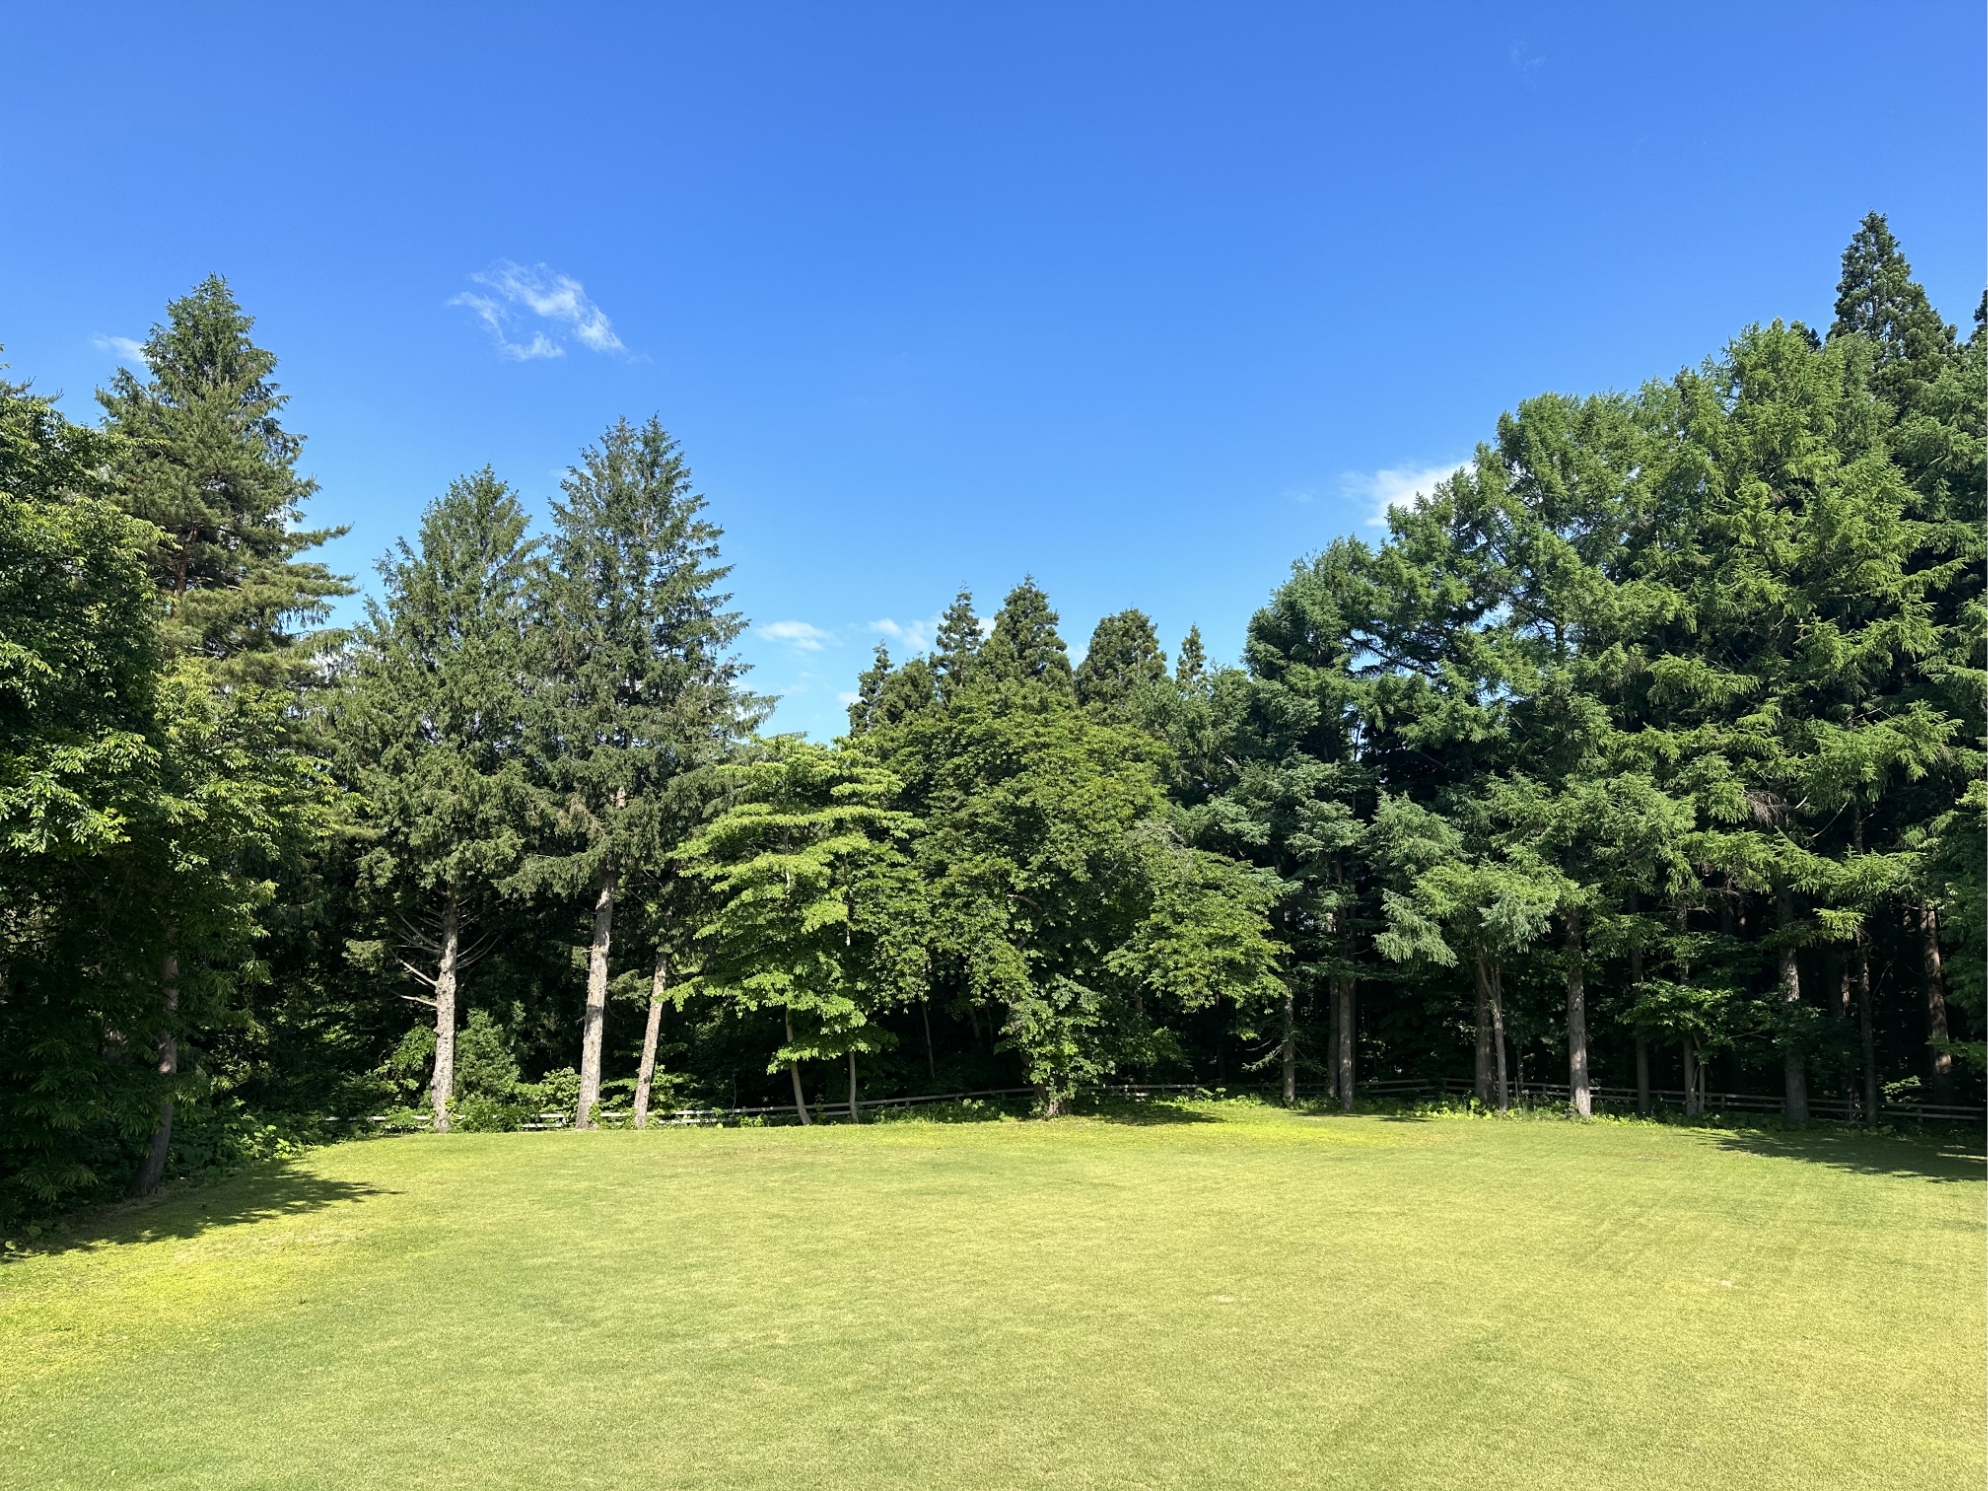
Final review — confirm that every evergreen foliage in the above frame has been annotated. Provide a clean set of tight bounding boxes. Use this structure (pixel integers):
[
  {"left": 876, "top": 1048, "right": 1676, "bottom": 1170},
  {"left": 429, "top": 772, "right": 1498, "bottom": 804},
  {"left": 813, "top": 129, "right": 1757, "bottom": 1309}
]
[{"left": 1, "top": 222, "right": 1981, "bottom": 1229}]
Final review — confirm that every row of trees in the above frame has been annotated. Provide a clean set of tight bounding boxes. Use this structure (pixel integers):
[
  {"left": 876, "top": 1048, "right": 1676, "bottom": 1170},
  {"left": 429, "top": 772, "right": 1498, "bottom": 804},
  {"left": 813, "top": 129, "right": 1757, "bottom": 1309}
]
[{"left": 2, "top": 216, "right": 1980, "bottom": 1225}]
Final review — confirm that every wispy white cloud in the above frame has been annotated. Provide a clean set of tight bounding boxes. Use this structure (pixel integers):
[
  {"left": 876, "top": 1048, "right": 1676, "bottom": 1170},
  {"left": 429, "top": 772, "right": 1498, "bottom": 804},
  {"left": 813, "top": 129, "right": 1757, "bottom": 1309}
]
[
  {"left": 869, "top": 616, "right": 939, "bottom": 653},
  {"left": 1510, "top": 41, "right": 1545, "bottom": 77},
  {"left": 760, "top": 620, "right": 835, "bottom": 652},
  {"left": 837, "top": 690, "right": 862, "bottom": 706},
  {"left": 1342, "top": 461, "right": 1468, "bottom": 527},
  {"left": 93, "top": 334, "right": 148, "bottom": 366},
  {"left": 450, "top": 261, "right": 627, "bottom": 361}
]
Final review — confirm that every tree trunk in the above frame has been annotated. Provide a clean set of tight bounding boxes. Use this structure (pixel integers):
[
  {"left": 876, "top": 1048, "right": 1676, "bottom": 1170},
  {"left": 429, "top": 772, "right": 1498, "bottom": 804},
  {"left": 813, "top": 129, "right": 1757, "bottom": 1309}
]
[
  {"left": 431, "top": 895, "right": 459, "bottom": 1133},
  {"left": 632, "top": 947, "right": 667, "bottom": 1129},
  {"left": 1334, "top": 976, "right": 1355, "bottom": 1112},
  {"left": 1922, "top": 902, "right": 1952, "bottom": 1105},
  {"left": 575, "top": 861, "right": 617, "bottom": 1130},
  {"left": 1564, "top": 908, "right": 1591, "bottom": 1118},
  {"left": 1280, "top": 988, "right": 1297, "bottom": 1105},
  {"left": 847, "top": 1049, "right": 860, "bottom": 1122},
  {"left": 1629, "top": 919, "right": 1649, "bottom": 1117},
  {"left": 921, "top": 998, "right": 937, "bottom": 1082},
  {"left": 1681, "top": 1038, "right": 1701, "bottom": 1117},
  {"left": 1472, "top": 950, "right": 1493, "bottom": 1107},
  {"left": 1857, "top": 936, "right": 1878, "bottom": 1126},
  {"left": 132, "top": 951, "right": 180, "bottom": 1197},
  {"left": 1489, "top": 959, "right": 1509, "bottom": 1114},
  {"left": 786, "top": 1010, "right": 811, "bottom": 1125},
  {"left": 1777, "top": 884, "right": 1808, "bottom": 1122}
]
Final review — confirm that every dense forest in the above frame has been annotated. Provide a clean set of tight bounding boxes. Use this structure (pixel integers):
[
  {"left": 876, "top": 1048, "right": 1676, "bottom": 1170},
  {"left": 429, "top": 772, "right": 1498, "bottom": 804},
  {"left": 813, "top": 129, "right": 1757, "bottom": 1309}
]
[{"left": 3, "top": 215, "right": 1981, "bottom": 1228}]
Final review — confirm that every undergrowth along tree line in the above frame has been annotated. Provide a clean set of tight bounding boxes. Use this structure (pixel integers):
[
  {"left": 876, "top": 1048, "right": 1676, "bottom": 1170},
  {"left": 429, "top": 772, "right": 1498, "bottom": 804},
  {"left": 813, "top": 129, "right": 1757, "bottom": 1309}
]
[{"left": 2, "top": 215, "right": 1980, "bottom": 1225}]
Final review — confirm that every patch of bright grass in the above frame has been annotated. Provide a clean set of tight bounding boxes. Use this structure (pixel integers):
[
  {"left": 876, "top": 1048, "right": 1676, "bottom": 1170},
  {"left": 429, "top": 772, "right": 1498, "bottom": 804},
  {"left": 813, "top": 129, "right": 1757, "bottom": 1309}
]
[{"left": 2, "top": 1103, "right": 1980, "bottom": 1489}]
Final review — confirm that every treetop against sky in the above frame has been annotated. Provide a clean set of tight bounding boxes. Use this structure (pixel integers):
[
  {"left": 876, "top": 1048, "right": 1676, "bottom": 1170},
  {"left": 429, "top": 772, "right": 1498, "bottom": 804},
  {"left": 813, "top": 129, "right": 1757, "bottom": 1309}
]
[{"left": 5, "top": 2, "right": 1981, "bottom": 739}]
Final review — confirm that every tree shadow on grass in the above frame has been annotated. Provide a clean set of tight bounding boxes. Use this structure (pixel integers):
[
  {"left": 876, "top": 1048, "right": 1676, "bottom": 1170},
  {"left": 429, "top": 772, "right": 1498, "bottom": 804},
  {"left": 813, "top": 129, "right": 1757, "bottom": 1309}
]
[
  {"left": 1709, "top": 1124, "right": 1985, "bottom": 1184},
  {"left": 8, "top": 1162, "right": 394, "bottom": 1262},
  {"left": 1072, "top": 1097, "right": 1220, "bottom": 1126}
]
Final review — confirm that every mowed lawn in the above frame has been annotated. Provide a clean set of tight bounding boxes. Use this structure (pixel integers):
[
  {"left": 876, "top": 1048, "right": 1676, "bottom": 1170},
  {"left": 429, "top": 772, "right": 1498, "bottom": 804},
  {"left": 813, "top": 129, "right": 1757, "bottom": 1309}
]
[{"left": 2, "top": 1105, "right": 1981, "bottom": 1491}]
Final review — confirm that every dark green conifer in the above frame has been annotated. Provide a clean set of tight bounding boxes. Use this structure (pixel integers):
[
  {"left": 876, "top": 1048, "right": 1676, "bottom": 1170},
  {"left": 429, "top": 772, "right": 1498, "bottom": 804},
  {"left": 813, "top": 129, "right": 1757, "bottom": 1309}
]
[
  {"left": 97, "top": 276, "right": 350, "bottom": 683},
  {"left": 1074, "top": 609, "right": 1167, "bottom": 714},
  {"left": 979, "top": 577, "right": 1073, "bottom": 695}
]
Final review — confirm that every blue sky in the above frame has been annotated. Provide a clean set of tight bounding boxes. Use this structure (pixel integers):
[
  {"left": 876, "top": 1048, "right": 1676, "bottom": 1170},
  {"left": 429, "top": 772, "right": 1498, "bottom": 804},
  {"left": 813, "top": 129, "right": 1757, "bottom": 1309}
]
[{"left": 4, "top": 3, "right": 1981, "bottom": 737}]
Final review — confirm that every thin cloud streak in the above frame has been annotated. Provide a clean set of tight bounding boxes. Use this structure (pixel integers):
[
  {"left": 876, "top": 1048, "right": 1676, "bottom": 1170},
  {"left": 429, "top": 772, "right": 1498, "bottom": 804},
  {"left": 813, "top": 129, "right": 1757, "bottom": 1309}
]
[
  {"left": 449, "top": 260, "right": 627, "bottom": 361},
  {"left": 93, "top": 334, "right": 148, "bottom": 366},
  {"left": 1342, "top": 460, "right": 1468, "bottom": 527},
  {"left": 760, "top": 619, "right": 834, "bottom": 651}
]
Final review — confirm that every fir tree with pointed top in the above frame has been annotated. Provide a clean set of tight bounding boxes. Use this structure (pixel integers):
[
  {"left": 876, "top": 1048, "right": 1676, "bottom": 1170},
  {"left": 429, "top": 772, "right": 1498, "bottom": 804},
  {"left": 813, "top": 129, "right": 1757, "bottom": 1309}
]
[
  {"left": 1075, "top": 609, "right": 1167, "bottom": 716},
  {"left": 1829, "top": 212, "right": 1958, "bottom": 413},
  {"left": 97, "top": 276, "right": 350, "bottom": 685},
  {"left": 979, "top": 577, "right": 1073, "bottom": 696},
  {"left": 933, "top": 586, "right": 983, "bottom": 699}
]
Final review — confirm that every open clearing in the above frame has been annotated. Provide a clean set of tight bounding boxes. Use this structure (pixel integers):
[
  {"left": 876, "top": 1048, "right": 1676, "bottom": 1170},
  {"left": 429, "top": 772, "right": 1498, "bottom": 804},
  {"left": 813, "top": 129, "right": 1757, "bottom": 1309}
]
[{"left": 2, "top": 1104, "right": 1981, "bottom": 1490}]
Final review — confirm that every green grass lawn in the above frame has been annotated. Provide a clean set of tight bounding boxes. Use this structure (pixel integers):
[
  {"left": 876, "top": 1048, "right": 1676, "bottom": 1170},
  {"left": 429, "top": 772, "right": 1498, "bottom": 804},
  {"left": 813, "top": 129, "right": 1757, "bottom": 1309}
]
[{"left": 2, "top": 1103, "right": 1981, "bottom": 1490}]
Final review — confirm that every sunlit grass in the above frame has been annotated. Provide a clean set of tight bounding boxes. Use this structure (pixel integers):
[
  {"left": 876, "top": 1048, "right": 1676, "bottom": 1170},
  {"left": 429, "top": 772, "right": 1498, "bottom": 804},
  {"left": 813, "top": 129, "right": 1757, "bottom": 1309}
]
[{"left": 2, "top": 1102, "right": 1980, "bottom": 1490}]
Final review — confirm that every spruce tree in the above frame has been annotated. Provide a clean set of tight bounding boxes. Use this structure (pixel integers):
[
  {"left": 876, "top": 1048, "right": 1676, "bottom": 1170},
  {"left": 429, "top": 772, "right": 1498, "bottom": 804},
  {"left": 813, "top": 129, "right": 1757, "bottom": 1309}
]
[
  {"left": 98, "top": 276, "right": 350, "bottom": 684},
  {"left": 979, "top": 578, "right": 1074, "bottom": 695},
  {"left": 1074, "top": 608, "right": 1167, "bottom": 715},
  {"left": 521, "top": 417, "right": 757, "bottom": 1129},
  {"left": 342, "top": 471, "right": 538, "bottom": 1131}
]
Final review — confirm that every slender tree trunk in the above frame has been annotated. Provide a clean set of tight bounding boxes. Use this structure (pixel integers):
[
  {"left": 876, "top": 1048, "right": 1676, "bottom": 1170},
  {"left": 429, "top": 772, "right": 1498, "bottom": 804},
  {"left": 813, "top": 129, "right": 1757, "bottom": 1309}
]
[
  {"left": 786, "top": 1010, "right": 811, "bottom": 1125},
  {"left": 1280, "top": 988, "right": 1297, "bottom": 1105},
  {"left": 132, "top": 951, "right": 180, "bottom": 1197},
  {"left": 1857, "top": 936, "right": 1878, "bottom": 1126},
  {"left": 921, "top": 998, "right": 937, "bottom": 1082},
  {"left": 847, "top": 1049, "right": 860, "bottom": 1122},
  {"left": 1564, "top": 908, "right": 1591, "bottom": 1118},
  {"left": 1334, "top": 975, "right": 1355, "bottom": 1112},
  {"left": 1682, "top": 1039, "right": 1701, "bottom": 1117},
  {"left": 575, "top": 861, "right": 617, "bottom": 1130},
  {"left": 1472, "top": 950, "right": 1493, "bottom": 1107},
  {"left": 633, "top": 947, "right": 667, "bottom": 1129},
  {"left": 1922, "top": 902, "right": 1953, "bottom": 1105},
  {"left": 430, "top": 895, "right": 460, "bottom": 1133},
  {"left": 1777, "top": 885, "right": 1808, "bottom": 1122},
  {"left": 1489, "top": 959, "right": 1509, "bottom": 1114},
  {"left": 1629, "top": 920, "right": 1649, "bottom": 1117}
]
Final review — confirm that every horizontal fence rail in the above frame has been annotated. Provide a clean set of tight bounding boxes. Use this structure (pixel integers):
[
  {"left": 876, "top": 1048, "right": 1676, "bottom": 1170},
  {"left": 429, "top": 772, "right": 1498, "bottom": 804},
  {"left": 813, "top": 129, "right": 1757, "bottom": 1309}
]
[{"left": 326, "top": 1076, "right": 1982, "bottom": 1131}]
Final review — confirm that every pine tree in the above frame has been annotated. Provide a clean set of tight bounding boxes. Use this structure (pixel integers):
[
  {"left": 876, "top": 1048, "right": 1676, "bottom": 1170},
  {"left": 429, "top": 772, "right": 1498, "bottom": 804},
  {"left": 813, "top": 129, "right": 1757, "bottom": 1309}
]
[
  {"left": 978, "top": 578, "right": 1074, "bottom": 695},
  {"left": 1829, "top": 212, "right": 1958, "bottom": 413},
  {"left": 521, "top": 417, "right": 758, "bottom": 1129},
  {"left": 1074, "top": 608, "right": 1167, "bottom": 715},
  {"left": 97, "top": 276, "right": 350, "bottom": 685},
  {"left": 342, "top": 471, "right": 539, "bottom": 1131},
  {"left": 933, "top": 586, "right": 983, "bottom": 699}
]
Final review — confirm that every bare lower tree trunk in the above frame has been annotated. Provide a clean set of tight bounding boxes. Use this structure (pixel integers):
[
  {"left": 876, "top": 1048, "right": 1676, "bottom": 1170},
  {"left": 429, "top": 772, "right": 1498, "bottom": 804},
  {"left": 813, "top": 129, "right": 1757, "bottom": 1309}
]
[
  {"left": 1922, "top": 902, "right": 1952, "bottom": 1105},
  {"left": 1777, "top": 885, "right": 1808, "bottom": 1122},
  {"left": 1683, "top": 1038, "right": 1701, "bottom": 1117},
  {"left": 1472, "top": 951, "right": 1493, "bottom": 1107},
  {"left": 847, "top": 1049, "right": 860, "bottom": 1122},
  {"left": 786, "top": 1010, "right": 811, "bottom": 1125},
  {"left": 633, "top": 947, "right": 667, "bottom": 1129},
  {"left": 1489, "top": 959, "right": 1509, "bottom": 1113},
  {"left": 921, "top": 998, "right": 937, "bottom": 1082},
  {"left": 1280, "top": 988, "right": 1297, "bottom": 1105},
  {"left": 430, "top": 896, "right": 460, "bottom": 1133},
  {"left": 132, "top": 951, "right": 180, "bottom": 1197},
  {"left": 1565, "top": 908, "right": 1591, "bottom": 1118},
  {"left": 1856, "top": 938, "right": 1878, "bottom": 1125},
  {"left": 575, "top": 861, "right": 617, "bottom": 1130},
  {"left": 1334, "top": 976, "right": 1355, "bottom": 1112},
  {"left": 1629, "top": 920, "right": 1649, "bottom": 1117}
]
